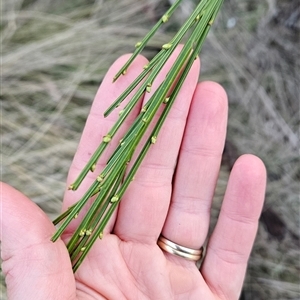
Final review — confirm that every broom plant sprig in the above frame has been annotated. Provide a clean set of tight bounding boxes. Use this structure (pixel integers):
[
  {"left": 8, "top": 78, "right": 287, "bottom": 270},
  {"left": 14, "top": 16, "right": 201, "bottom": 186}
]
[{"left": 52, "top": 0, "right": 224, "bottom": 272}]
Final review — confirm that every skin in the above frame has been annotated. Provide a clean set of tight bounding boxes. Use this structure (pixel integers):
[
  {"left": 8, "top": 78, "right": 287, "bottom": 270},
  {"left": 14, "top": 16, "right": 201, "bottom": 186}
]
[{"left": 0, "top": 48, "right": 266, "bottom": 300}]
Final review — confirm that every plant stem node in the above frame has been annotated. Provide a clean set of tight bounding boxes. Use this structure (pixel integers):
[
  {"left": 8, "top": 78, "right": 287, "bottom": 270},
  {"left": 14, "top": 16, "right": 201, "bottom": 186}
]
[
  {"left": 86, "top": 229, "right": 92, "bottom": 236},
  {"left": 151, "top": 136, "right": 157, "bottom": 144},
  {"left": 103, "top": 135, "right": 112, "bottom": 143},
  {"left": 79, "top": 229, "right": 86, "bottom": 237},
  {"left": 164, "top": 97, "right": 170, "bottom": 104},
  {"left": 97, "top": 175, "right": 104, "bottom": 182},
  {"left": 111, "top": 195, "right": 119, "bottom": 203},
  {"left": 135, "top": 41, "right": 142, "bottom": 48},
  {"left": 162, "top": 43, "right": 172, "bottom": 50},
  {"left": 162, "top": 14, "right": 169, "bottom": 23}
]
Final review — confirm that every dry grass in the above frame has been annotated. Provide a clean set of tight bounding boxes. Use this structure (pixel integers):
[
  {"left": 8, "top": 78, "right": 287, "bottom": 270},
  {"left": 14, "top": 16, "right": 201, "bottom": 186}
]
[{"left": 1, "top": 0, "right": 299, "bottom": 299}]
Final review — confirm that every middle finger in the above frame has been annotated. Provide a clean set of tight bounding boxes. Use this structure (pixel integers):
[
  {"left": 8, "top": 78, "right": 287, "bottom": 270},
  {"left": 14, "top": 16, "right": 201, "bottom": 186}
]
[{"left": 113, "top": 46, "right": 200, "bottom": 244}]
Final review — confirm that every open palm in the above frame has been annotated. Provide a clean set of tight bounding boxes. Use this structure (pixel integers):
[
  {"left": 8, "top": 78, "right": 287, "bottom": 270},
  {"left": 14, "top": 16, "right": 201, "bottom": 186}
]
[{"left": 1, "top": 49, "right": 266, "bottom": 300}]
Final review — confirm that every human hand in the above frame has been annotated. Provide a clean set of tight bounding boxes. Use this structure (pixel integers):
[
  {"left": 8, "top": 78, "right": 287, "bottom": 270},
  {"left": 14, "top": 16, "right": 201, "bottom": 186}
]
[{"left": 1, "top": 49, "right": 266, "bottom": 300}]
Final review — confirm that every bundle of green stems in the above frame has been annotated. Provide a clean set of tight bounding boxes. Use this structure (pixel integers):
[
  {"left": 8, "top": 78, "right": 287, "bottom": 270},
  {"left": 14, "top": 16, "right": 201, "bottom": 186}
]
[{"left": 51, "top": 0, "right": 223, "bottom": 272}]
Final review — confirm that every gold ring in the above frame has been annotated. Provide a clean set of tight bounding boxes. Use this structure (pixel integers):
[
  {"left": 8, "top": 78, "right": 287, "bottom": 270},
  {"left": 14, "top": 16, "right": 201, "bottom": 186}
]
[{"left": 157, "top": 235, "right": 203, "bottom": 261}]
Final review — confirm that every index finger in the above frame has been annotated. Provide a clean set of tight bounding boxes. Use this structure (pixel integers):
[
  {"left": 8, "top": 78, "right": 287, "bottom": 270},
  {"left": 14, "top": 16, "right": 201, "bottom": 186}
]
[{"left": 62, "top": 54, "right": 149, "bottom": 234}]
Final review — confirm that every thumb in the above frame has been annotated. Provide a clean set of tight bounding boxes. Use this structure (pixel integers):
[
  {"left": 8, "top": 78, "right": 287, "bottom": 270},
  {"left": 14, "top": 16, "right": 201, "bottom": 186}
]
[{"left": 0, "top": 182, "right": 76, "bottom": 300}]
